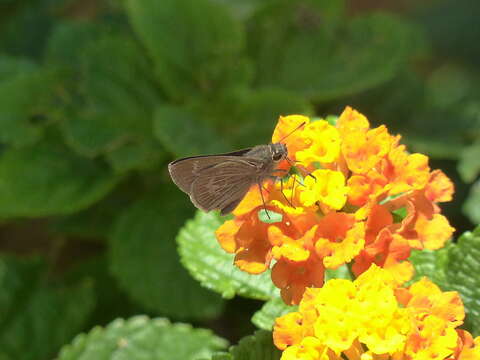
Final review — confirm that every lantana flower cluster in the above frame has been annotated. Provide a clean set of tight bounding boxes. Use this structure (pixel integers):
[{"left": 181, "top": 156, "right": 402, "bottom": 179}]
[
  {"left": 273, "top": 265, "right": 480, "bottom": 360},
  {"left": 215, "top": 107, "right": 455, "bottom": 304}
]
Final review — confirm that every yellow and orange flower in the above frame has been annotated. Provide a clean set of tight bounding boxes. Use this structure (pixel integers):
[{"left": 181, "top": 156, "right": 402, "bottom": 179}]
[
  {"left": 273, "top": 265, "right": 479, "bottom": 360},
  {"left": 215, "top": 107, "right": 455, "bottom": 304}
]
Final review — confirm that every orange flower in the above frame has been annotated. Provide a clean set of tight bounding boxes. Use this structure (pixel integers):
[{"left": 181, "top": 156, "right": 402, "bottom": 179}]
[
  {"left": 215, "top": 107, "right": 455, "bottom": 304},
  {"left": 314, "top": 212, "right": 365, "bottom": 269}
]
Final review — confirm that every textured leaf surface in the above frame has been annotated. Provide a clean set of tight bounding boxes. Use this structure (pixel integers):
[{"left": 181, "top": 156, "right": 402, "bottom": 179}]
[
  {"left": 249, "top": 1, "right": 419, "bottom": 100},
  {"left": 408, "top": 248, "right": 449, "bottom": 287},
  {"left": 212, "top": 330, "right": 280, "bottom": 360},
  {"left": 409, "top": 228, "right": 480, "bottom": 335},
  {"left": 444, "top": 228, "right": 480, "bottom": 335},
  {"left": 154, "top": 105, "right": 229, "bottom": 158},
  {"left": 0, "top": 138, "right": 118, "bottom": 218},
  {"left": 58, "top": 316, "right": 228, "bottom": 360},
  {"left": 125, "top": 0, "right": 248, "bottom": 99},
  {"left": 177, "top": 211, "right": 278, "bottom": 300},
  {"left": 251, "top": 298, "right": 295, "bottom": 331},
  {"left": 109, "top": 187, "right": 224, "bottom": 320},
  {"left": 0, "top": 256, "right": 95, "bottom": 360}
]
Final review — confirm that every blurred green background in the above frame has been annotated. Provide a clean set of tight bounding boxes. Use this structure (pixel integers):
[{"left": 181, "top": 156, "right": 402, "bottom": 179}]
[{"left": 0, "top": 0, "right": 479, "bottom": 358}]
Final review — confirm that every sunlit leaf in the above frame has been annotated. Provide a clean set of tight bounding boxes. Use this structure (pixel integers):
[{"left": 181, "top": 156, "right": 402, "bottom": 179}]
[
  {"left": 251, "top": 298, "right": 295, "bottom": 331},
  {"left": 177, "top": 211, "right": 278, "bottom": 300},
  {"left": 58, "top": 316, "right": 228, "bottom": 360}
]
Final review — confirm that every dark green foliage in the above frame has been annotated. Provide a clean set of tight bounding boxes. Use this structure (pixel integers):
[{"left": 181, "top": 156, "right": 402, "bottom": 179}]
[
  {"left": 109, "top": 188, "right": 224, "bottom": 320},
  {"left": 0, "top": 0, "right": 479, "bottom": 358},
  {"left": 0, "top": 256, "right": 94, "bottom": 360}
]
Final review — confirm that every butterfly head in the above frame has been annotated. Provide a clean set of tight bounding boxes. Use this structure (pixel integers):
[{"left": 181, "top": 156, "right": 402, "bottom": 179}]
[{"left": 270, "top": 143, "right": 288, "bottom": 162}]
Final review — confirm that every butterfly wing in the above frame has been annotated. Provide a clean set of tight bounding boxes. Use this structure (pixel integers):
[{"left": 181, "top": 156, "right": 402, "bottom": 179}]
[
  {"left": 189, "top": 159, "right": 259, "bottom": 215},
  {"left": 168, "top": 148, "right": 252, "bottom": 194}
]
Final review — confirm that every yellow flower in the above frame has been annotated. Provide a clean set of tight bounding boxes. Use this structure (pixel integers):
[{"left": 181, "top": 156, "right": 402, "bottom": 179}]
[
  {"left": 296, "top": 120, "right": 341, "bottom": 165},
  {"left": 300, "top": 169, "right": 348, "bottom": 210},
  {"left": 273, "top": 265, "right": 477, "bottom": 359}
]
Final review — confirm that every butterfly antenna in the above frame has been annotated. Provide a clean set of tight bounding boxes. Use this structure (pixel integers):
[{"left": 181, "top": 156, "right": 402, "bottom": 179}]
[{"left": 277, "top": 122, "right": 306, "bottom": 143}]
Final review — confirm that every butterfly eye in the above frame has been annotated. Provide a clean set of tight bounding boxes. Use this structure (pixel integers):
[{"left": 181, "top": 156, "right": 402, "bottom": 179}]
[{"left": 273, "top": 152, "right": 283, "bottom": 161}]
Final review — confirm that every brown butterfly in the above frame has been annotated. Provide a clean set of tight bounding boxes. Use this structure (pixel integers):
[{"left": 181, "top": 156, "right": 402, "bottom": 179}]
[
  {"left": 168, "top": 144, "right": 288, "bottom": 215},
  {"left": 168, "top": 123, "right": 307, "bottom": 216}
]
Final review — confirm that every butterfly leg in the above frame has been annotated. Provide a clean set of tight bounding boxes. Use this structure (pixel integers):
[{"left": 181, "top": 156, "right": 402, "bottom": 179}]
[
  {"left": 280, "top": 177, "right": 296, "bottom": 208},
  {"left": 258, "top": 181, "right": 271, "bottom": 219},
  {"left": 290, "top": 173, "right": 296, "bottom": 206}
]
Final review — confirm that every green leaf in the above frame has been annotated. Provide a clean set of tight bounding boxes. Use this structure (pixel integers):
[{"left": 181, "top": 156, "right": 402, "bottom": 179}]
[
  {"left": 408, "top": 248, "right": 449, "bottom": 287},
  {"left": 0, "top": 55, "right": 59, "bottom": 147},
  {"left": 124, "top": 0, "right": 249, "bottom": 99},
  {"left": 105, "top": 138, "right": 166, "bottom": 174},
  {"left": 0, "top": 0, "right": 63, "bottom": 57},
  {"left": 0, "top": 256, "right": 95, "bottom": 360},
  {"left": 45, "top": 21, "right": 103, "bottom": 69},
  {"left": 177, "top": 211, "right": 278, "bottom": 300},
  {"left": 458, "top": 141, "right": 480, "bottom": 183},
  {"left": 249, "top": 3, "right": 420, "bottom": 101},
  {"left": 251, "top": 298, "right": 295, "bottom": 331},
  {"left": 463, "top": 180, "right": 480, "bottom": 224},
  {"left": 154, "top": 105, "right": 229, "bottom": 158},
  {"left": 225, "top": 88, "right": 314, "bottom": 148},
  {"left": 211, "top": 0, "right": 264, "bottom": 19},
  {"left": 212, "top": 330, "right": 280, "bottom": 360},
  {"left": 58, "top": 316, "right": 228, "bottom": 360},
  {"left": 258, "top": 209, "right": 283, "bottom": 224},
  {"left": 0, "top": 137, "right": 118, "bottom": 218},
  {"left": 325, "top": 264, "right": 352, "bottom": 281},
  {"left": 61, "top": 34, "right": 160, "bottom": 157},
  {"left": 65, "top": 256, "right": 140, "bottom": 328},
  {"left": 444, "top": 227, "right": 480, "bottom": 336},
  {"left": 109, "top": 187, "right": 224, "bottom": 320},
  {"left": 403, "top": 133, "right": 463, "bottom": 160},
  {"left": 50, "top": 184, "right": 138, "bottom": 239}
]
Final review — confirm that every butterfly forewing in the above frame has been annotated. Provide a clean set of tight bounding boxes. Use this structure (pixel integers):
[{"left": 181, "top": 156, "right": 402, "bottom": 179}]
[
  {"left": 168, "top": 149, "right": 252, "bottom": 193},
  {"left": 189, "top": 160, "right": 257, "bottom": 214}
]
